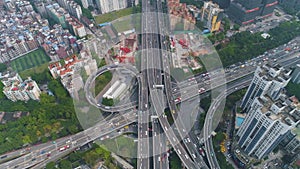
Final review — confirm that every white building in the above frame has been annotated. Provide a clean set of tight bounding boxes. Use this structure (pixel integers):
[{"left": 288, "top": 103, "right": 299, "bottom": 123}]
[
  {"left": 96, "top": 0, "right": 128, "bottom": 14},
  {"left": 241, "top": 64, "right": 291, "bottom": 111},
  {"left": 1, "top": 72, "right": 41, "bottom": 102},
  {"left": 237, "top": 95, "right": 299, "bottom": 159},
  {"left": 81, "top": 0, "right": 89, "bottom": 9},
  {"left": 66, "top": 16, "right": 87, "bottom": 38},
  {"left": 24, "top": 78, "right": 42, "bottom": 100}
]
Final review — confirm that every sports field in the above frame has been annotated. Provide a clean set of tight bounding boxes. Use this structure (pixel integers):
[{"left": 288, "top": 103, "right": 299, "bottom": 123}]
[{"left": 11, "top": 49, "right": 50, "bottom": 72}]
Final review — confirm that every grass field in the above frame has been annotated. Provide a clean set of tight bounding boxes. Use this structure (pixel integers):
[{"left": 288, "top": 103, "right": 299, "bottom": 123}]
[
  {"left": 100, "top": 136, "right": 137, "bottom": 157},
  {"left": 19, "top": 63, "right": 49, "bottom": 78},
  {"left": 95, "top": 7, "right": 134, "bottom": 24},
  {"left": 112, "top": 19, "right": 133, "bottom": 32},
  {"left": 10, "top": 49, "right": 50, "bottom": 72}
]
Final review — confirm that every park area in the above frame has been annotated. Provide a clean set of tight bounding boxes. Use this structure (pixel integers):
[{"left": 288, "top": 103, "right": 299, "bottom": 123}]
[
  {"left": 100, "top": 135, "right": 136, "bottom": 158},
  {"left": 95, "top": 7, "right": 134, "bottom": 24},
  {"left": 10, "top": 49, "right": 50, "bottom": 72}
]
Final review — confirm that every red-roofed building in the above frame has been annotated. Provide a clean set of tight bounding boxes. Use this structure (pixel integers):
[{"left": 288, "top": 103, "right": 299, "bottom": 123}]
[{"left": 168, "top": 0, "right": 196, "bottom": 30}]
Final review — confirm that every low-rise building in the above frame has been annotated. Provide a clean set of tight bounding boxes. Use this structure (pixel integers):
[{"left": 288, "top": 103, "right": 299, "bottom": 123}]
[
  {"left": 48, "top": 54, "right": 94, "bottom": 99},
  {"left": 168, "top": 0, "right": 196, "bottom": 31}
]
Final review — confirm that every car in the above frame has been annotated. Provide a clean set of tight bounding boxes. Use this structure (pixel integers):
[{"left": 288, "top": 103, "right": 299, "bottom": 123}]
[
  {"left": 198, "top": 88, "right": 205, "bottom": 93},
  {"left": 0, "top": 155, "right": 7, "bottom": 159},
  {"left": 174, "top": 97, "right": 181, "bottom": 102},
  {"left": 199, "top": 148, "right": 205, "bottom": 156},
  {"left": 188, "top": 77, "right": 195, "bottom": 81},
  {"left": 58, "top": 147, "right": 66, "bottom": 151}
]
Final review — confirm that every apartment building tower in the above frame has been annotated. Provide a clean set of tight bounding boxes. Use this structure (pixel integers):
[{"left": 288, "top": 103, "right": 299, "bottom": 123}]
[
  {"left": 200, "top": 1, "right": 224, "bottom": 32},
  {"left": 241, "top": 64, "right": 291, "bottom": 111},
  {"left": 237, "top": 95, "right": 299, "bottom": 159},
  {"left": 96, "top": 0, "right": 127, "bottom": 14}
]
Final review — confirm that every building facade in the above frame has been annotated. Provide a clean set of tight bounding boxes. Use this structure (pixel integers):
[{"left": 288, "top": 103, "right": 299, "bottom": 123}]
[
  {"left": 96, "top": 0, "right": 128, "bottom": 14},
  {"left": 227, "top": 0, "right": 278, "bottom": 25},
  {"left": 237, "top": 64, "right": 299, "bottom": 159},
  {"left": 81, "top": 0, "right": 89, "bottom": 8},
  {"left": 241, "top": 64, "right": 291, "bottom": 111},
  {"left": 237, "top": 95, "right": 299, "bottom": 159},
  {"left": 1, "top": 72, "right": 41, "bottom": 102},
  {"left": 291, "top": 64, "right": 300, "bottom": 84},
  {"left": 200, "top": 1, "right": 223, "bottom": 32}
]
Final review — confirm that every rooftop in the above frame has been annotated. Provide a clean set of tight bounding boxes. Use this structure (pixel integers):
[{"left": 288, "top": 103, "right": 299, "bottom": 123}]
[{"left": 257, "top": 94, "right": 299, "bottom": 126}]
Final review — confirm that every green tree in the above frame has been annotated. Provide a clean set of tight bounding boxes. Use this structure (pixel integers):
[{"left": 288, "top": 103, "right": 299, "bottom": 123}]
[
  {"left": 0, "top": 63, "right": 7, "bottom": 72},
  {"left": 69, "top": 153, "right": 81, "bottom": 162},
  {"left": 286, "top": 82, "right": 300, "bottom": 99},
  {"left": 233, "top": 24, "right": 240, "bottom": 31},
  {"left": 223, "top": 18, "right": 230, "bottom": 32},
  {"left": 59, "top": 159, "right": 72, "bottom": 169},
  {"left": 0, "top": 82, "right": 5, "bottom": 99},
  {"left": 170, "top": 151, "right": 182, "bottom": 169},
  {"left": 88, "top": 5, "right": 94, "bottom": 11},
  {"left": 45, "top": 161, "right": 56, "bottom": 169},
  {"left": 102, "top": 98, "right": 114, "bottom": 106}
]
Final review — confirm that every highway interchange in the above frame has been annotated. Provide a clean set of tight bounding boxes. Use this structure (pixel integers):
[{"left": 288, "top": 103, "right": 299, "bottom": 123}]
[
  {"left": 0, "top": 51, "right": 298, "bottom": 169},
  {"left": 1, "top": 1, "right": 300, "bottom": 169}
]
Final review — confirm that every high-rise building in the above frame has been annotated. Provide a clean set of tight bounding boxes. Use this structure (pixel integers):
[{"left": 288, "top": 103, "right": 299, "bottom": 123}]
[
  {"left": 81, "top": 0, "right": 89, "bottom": 8},
  {"left": 200, "top": 1, "right": 223, "bottom": 32},
  {"left": 46, "top": 3, "right": 69, "bottom": 28},
  {"left": 96, "top": 0, "right": 128, "bottom": 14},
  {"left": 227, "top": 0, "right": 278, "bottom": 25},
  {"left": 241, "top": 64, "right": 291, "bottom": 111},
  {"left": 281, "top": 126, "right": 300, "bottom": 155},
  {"left": 291, "top": 64, "right": 300, "bottom": 84},
  {"left": 237, "top": 94, "right": 299, "bottom": 159},
  {"left": 66, "top": 17, "right": 87, "bottom": 38},
  {"left": 1, "top": 72, "right": 41, "bottom": 102},
  {"left": 24, "top": 78, "right": 41, "bottom": 101}
]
